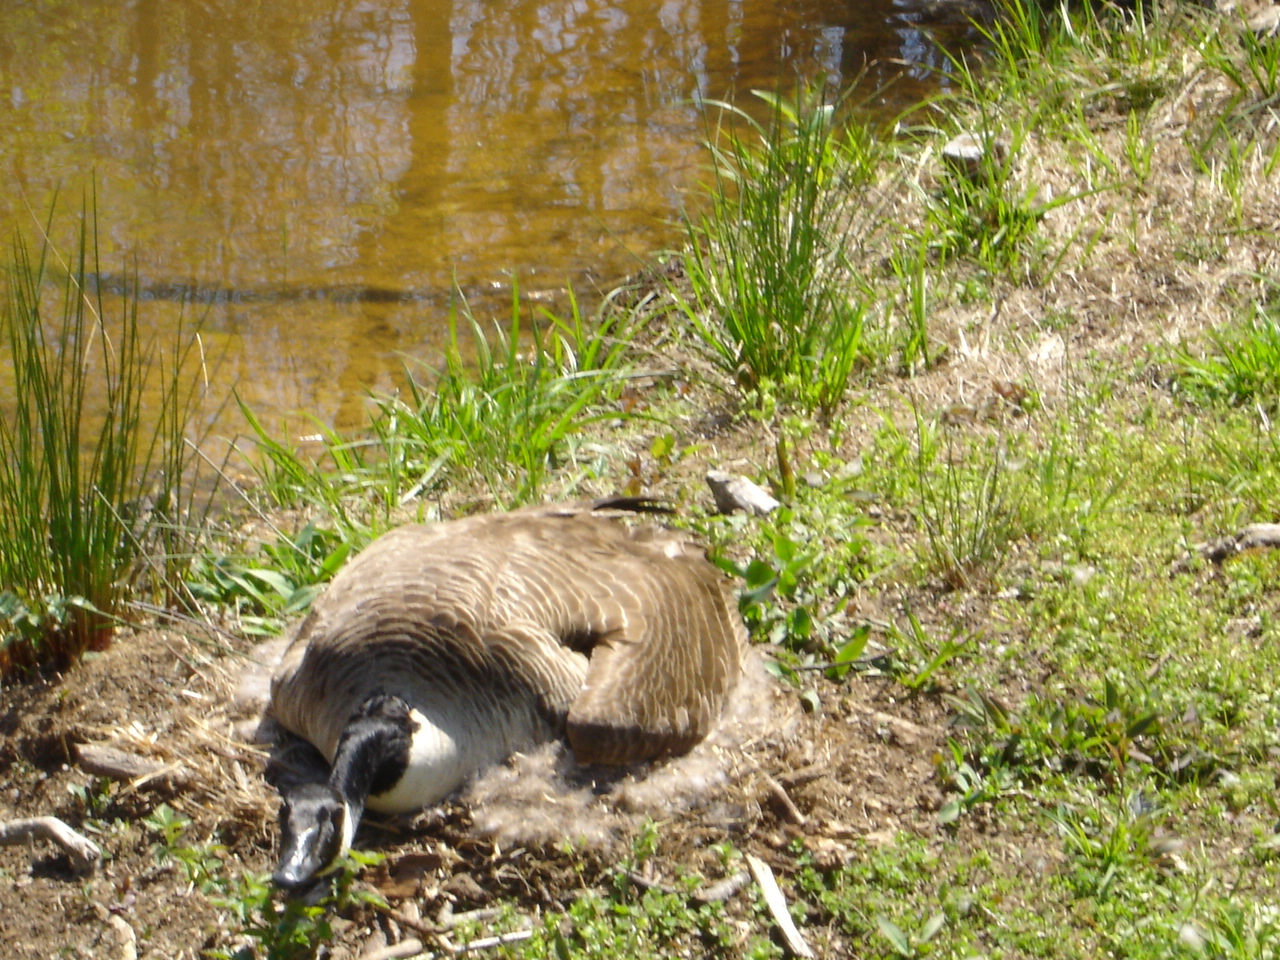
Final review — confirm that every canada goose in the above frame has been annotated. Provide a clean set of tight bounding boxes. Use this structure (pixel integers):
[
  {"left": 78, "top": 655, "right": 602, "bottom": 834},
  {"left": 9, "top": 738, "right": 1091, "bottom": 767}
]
[{"left": 267, "top": 497, "right": 747, "bottom": 889}]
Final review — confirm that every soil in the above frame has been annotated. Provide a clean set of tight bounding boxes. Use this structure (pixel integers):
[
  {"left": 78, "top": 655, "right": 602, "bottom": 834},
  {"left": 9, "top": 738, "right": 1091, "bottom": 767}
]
[{"left": 0, "top": 616, "right": 955, "bottom": 959}]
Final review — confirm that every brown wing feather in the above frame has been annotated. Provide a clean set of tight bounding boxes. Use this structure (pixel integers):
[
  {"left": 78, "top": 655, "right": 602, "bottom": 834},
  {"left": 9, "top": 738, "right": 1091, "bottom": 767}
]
[{"left": 565, "top": 545, "right": 746, "bottom": 764}]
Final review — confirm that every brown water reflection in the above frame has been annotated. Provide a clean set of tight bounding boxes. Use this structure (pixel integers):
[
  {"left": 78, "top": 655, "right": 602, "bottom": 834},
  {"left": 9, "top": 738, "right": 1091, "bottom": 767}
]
[{"left": 0, "top": 0, "right": 982, "bottom": 432}]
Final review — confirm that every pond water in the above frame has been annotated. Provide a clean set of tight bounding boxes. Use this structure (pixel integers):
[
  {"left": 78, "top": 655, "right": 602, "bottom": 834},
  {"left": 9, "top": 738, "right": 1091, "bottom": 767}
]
[{"left": 0, "top": 0, "right": 983, "bottom": 434}]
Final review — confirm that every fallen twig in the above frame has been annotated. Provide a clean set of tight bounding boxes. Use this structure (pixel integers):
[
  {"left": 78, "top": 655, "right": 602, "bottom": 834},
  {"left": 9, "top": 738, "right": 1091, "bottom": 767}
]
[
  {"left": 695, "top": 869, "right": 751, "bottom": 904},
  {"left": 1200, "top": 523, "right": 1280, "bottom": 564},
  {"left": 625, "top": 870, "right": 679, "bottom": 895},
  {"left": 436, "top": 904, "right": 507, "bottom": 932},
  {"left": 0, "top": 816, "right": 101, "bottom": 874},
  {"left": 775, "top": 762, "right": 829, "bottom": 789},
  {"left": 76, "top": 742, "right": 192, "bottom": 790},
  {"left": 447, "top": 929, "right": 535, "bottom": 954},
  {"left": 626, "top": 866, "right": 752, "bottom": 904},
  {"left": 388, "top": 909, "right": 441, "bottom": 938},
  {"left": 384, "top": 904, "right": 535, "bottom": 958},
  {"left": 747, "top": 853, "right": 814, "bottom": 959},
  {"left": 362, "top": 939, "right": 423, "bottom": 960}
]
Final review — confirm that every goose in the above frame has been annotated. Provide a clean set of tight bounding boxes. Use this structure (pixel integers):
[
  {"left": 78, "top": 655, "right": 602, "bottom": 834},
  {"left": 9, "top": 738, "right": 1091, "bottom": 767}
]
[{"left": 267, "top": 497, "right": 747, "bottom": 889}]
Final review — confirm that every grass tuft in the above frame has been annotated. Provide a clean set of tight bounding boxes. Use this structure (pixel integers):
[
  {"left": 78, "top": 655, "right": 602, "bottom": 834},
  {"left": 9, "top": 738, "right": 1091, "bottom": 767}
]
[
  {"left": 382, "top": 285, "right": 637, "bottom": 507},
  {"left": 674, "top": 86, "right": 877, "bottom": 415},
  {"left": 911, "top": 420, "right": 1028, "bottom": 591}
]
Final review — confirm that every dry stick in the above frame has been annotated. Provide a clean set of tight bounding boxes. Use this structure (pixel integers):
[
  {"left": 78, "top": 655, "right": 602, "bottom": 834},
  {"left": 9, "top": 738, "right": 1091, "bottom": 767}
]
[
  {"left": 387, "top": 909, "right": 440, "bottom": 939},
  {"left": 695, "top": 869, "right": 752, "bottom": 905},
  {"left": 741, "top": 754, "right": 808, "bottom": 827},
  {"left": 443, "top": 929, "right": 535, "bottom": 955},
  {"left": 362, "top": 940, "right": 424, "bottom": 960},
  {"left": 389, "top": 906, "right": 505, "bottom": 938},
  {"left": 1145, "top": 651, "right": 1174, "bottom": 683},
  {"left": 436, "top": 905, "right": 508, "bottom": 931},
  {"left": 775, "top": 762, "right": 829, "bottom": 789},
  {"left": 746, "top": 854, "right": 814, "bottom": 960},
  {"left": 0, "top": 817, "right": 101, "bottom": 874},
  {"left": 625, "top": 870, "right": 679, "bottom": 896},
  {"left": 626, "top": 866, "right": 752, "bottom": 904}
]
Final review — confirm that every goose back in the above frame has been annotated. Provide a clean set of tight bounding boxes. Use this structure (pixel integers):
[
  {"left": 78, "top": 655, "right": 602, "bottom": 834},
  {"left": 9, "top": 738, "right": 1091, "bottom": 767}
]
[{"left": 269, "top": 500, "right": 747, "bottom": 803}]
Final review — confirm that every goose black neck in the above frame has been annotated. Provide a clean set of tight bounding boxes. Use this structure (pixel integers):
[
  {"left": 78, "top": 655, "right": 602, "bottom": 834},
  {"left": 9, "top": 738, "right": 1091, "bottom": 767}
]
[{"left": 328, "top": 694, "right": 413, "bottom": 811}]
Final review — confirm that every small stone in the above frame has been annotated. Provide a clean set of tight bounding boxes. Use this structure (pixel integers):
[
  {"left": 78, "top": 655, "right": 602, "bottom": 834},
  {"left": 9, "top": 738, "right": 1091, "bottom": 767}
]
[
  {"left": 942, "top": 131, "right": 1010, "bottom": 182},
  {"left": 705, "top": 470, "right": 780, "bottom": 515},
  {"left": 1179, "top": 924, "right": 1205, "bottom": 951},
  {"left": 1249, "top": 4, "right": 1280, "bottom": 35}
]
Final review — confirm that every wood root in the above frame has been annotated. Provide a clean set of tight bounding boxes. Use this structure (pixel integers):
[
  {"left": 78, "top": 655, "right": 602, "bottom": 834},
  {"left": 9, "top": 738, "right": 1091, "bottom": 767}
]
[{"left": 75, "top": 742, "right": 192, "bottom": 790}]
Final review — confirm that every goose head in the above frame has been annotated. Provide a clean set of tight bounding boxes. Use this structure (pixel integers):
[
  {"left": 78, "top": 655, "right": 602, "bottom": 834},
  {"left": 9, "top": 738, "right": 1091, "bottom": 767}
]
[
  {"left": 273, "top": 781, "right": 354, "bottom": 890},
  {"left": 273, "top": 694, "right": 413, "bottom": 891}
]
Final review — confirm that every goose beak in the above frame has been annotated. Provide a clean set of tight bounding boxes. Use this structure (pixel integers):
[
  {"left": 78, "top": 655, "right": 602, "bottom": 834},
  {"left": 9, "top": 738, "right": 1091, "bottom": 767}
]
[{"left": 273, "top": 784, "right": 348, "bottom": 891}]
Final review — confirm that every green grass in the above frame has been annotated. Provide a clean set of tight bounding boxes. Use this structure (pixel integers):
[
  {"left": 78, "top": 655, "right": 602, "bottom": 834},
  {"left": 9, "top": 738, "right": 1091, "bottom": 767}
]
[
  {"left": 0, "top": 203, "right": 211, "bottom": 675},
  {"left": 143, "top": 804, "right": 385, "bottom": 960},
  {"left": 235, "top": 283, "right": 638, "bottom": 534},
  {"left": 379, "top": 285, "right": 637, "bottom": 507},
  {"left": 913, "top": 424, "right": 1030, "bottom": 591}
]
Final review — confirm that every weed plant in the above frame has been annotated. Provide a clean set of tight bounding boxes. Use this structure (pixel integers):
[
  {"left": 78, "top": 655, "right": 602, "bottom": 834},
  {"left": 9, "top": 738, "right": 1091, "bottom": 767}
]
[
  {"left": 925, "top": 137, "right": 1044, "bottom": 272},
  {"left": 144, "top": 804, "right": 384, "bottom": 960},
  {"left": 509, "top": 824, "right": 745, "bottom": 959},
  {"left": 0, "top": 208, "right": 210, "bottom": 675},
  {"left": 912, "top": 423, "right": 1028, "bottom": 591},
  {"left": 187, "top": 523, "right": 349, "bottom": 636}
]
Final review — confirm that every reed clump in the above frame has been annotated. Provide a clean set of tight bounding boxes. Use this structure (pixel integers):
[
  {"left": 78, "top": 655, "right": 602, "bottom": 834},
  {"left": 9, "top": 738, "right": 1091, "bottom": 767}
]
[{"left": 0, "top": 208, "right": 209, "bottom": 676}]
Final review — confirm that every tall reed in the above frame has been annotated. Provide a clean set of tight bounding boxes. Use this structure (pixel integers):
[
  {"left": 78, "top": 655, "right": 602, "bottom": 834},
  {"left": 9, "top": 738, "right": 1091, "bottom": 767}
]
[{"left": 0, "top": 207, "right": 209, "bottom": 675}]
